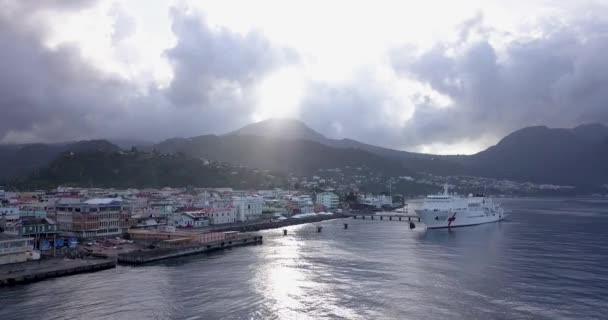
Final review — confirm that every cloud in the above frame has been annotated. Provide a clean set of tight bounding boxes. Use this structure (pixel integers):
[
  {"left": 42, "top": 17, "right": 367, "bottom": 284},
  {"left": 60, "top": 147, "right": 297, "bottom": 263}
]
[
  {"left": 391, "top": 11, "right": 608, "bottom": 150},
  {"left": 164, "top": 8, "right": 292, "bottom": 107},
  {"left": 0, "top": 0, "right": 131, "bottom": 143},
  {"left": 297, "top": 67, "right": 416, "bottom": 149},
  {"left": 1, "top": 0, "right": 608, "bottom": 156},
  {"left": 0, "top": 2, "right": 293, "bottom": 143}
]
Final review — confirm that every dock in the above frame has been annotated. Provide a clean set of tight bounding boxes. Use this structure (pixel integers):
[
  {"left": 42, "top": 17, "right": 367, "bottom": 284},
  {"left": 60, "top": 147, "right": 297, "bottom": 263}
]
[
  {"left": 209, "top": 214, "right": 343, "bottom": 233},
  {"left": 346, "top": 213, "right": 421, "bottom": 222},
  {"left": 0, "top": 258, "right": 116, "bottom": 286},
  {"left": 117, "top": 234, "right": 263, "bottom": 265}
]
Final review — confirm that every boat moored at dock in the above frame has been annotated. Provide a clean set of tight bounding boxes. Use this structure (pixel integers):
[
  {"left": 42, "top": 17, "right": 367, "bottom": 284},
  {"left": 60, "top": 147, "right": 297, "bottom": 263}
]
[{"left": 410, "top": 184, "right": 505, "bottom": 229}]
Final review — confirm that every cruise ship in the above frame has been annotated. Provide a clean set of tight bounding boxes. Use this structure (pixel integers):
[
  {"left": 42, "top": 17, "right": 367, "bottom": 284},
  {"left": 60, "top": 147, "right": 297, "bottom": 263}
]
[{"left": 410, "top": 184, "right": 506, "bottom": 229}]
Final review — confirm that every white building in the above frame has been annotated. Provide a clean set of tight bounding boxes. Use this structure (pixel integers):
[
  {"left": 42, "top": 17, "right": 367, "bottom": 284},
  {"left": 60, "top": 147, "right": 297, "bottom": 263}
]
[
  {"left": 204, "top": 207, "right": 238, "bottom": 225},
  {"left": 233, "top": 197, "right": 263, "bottom": 222},
  {"left": 0, "top": 233, "right": 34, "bottom": 265},
  {"left": 175, "top": 212, "right": 209, "bottom": 228},
  {"left": 360, "top": 194, "right": 393, "bottom": 208},
  {"left": 316, "top": 192, "right": 340, "bottom": 209}
]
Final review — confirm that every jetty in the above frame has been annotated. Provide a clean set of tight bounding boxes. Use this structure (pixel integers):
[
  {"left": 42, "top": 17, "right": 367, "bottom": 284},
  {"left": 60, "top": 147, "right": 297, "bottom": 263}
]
[
  {"left": 346, "top": 212, "right": 421, "bottom": 222},
  {"left": 208, "top": 213, "right": 343, "bottom": 233},
  {"left": 117, "top": 234, "right": 263, "bottom": 265},
  {"left": 0, "top": 258, "right": 116, "bottom": 286}
]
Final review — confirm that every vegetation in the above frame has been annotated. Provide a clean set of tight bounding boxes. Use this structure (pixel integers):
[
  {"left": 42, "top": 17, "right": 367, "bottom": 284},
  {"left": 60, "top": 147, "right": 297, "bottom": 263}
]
[{"left": 9, "top": 151, "right": 288, "bottom": 190}]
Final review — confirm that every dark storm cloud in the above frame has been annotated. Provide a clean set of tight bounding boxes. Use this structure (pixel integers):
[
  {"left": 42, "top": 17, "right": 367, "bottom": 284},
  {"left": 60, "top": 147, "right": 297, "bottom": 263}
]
[
  {"left": 0, "top": 2, "right": 292, "bottom": 143},
  {"left": 0, "top": 1, "right": 131, "bottom": 143},
  {"left": 164, "top": 8, "right": 293, "bottom": 108},
  {"left": 297, "top": 70, "right": 410, "bottom": 149},
  {"left": 392, "top": 13, "right": 608, "bottom": 148}
]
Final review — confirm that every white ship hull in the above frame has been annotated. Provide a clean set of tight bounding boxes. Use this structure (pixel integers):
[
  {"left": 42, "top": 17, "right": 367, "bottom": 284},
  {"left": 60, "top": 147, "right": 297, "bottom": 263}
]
[
  {"left": 408, "top": 184, "right": 506, "bottom": 229},
  {"left": 416, "top": 209, "right": 504, "bottom": 229}
]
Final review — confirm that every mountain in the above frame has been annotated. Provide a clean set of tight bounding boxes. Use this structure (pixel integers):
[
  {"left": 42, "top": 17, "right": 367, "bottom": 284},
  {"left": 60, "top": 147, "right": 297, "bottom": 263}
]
[
  {"left": 227, "top": 118, "right": 326, "bottom": 142},
  {"left": 467, "top": 124, "right": 608, "bottom": 187},
  {"left": 11, "top": 150, "right": 288, "bottom": 190},
  {"left": 0, "top": 140, "right": 120, "bottom": 181},
  {"left": 109, "top": 139, "right": 155, "bottom": 150},
  {"left": 224, "top": 119, "right": 608, "bottom": 188},
  {"left": 152, "top": 134, "right": 413, "bottom": 176},
  {"left": 3, "top": 120, "right": 608, "bottom": 191},
  {"left": 226, "top": 119, "right": 463, "bottom": 174}
]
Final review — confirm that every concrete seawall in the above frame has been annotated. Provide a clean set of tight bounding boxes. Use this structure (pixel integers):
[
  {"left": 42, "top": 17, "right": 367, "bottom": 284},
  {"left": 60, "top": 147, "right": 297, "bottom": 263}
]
[
  {"left": 117, "top": 235, "right": 263, "bottom": 265},
  {"left": 0, "top": 258, "right": 116, "bottom": 286}
]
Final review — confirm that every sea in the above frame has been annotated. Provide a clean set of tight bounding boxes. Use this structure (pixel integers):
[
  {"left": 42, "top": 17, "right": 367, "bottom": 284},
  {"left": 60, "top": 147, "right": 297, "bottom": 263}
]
[{"left": 0, "top": 198, "right": 607, "bottom": 320}]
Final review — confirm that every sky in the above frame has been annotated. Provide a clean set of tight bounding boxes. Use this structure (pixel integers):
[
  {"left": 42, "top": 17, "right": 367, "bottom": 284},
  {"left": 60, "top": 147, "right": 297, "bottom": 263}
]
[{"left": 1, "top": 0, "right": 608, "bottom": 154}]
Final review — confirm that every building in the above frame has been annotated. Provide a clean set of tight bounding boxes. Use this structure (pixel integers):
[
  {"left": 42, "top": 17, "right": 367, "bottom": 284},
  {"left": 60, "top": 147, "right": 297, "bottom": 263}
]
[
  {"left": 18, "top": 209, "right": 48, "bottom": 219},
  {"left": 175, "top": 212, "right": 209, "bottom": 228},
  {"left": 233, "top": 197, "right": 263, "bottom": 221},
  {"left": 55, "top": 198, "right": 131, "bottom": 239},
  {"left": 316, "top": 192, "right": 340, "bottom": 209},
  {"left": 0, "top": 233, "right": 34, "bottom": 265},
  {"left": 0, "top": 207, "right": 20, "bottom": 221},
  {"left": 204, "top": 207, "right": 237, "bottom": 225},
  {"left": 360, "top": 194, "right": 393, "bottom": 208},
  {"left": 3, "top": 217, "right": 60, "bottom": 251}
]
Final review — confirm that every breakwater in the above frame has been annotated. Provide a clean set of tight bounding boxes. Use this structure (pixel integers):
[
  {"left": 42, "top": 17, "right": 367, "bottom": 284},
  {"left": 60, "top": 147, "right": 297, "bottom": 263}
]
[
  {"left": 0, "top": 258, "right": 116, "bottom": 286},
  {"left": 117, "top": 235, "right": 263, "bottom": 265}
]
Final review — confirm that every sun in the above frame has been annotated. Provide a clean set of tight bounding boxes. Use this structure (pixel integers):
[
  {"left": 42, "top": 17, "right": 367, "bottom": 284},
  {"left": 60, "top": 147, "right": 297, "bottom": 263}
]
[{"left": 253, "top": 66, "right": 305, "bottom": 122}]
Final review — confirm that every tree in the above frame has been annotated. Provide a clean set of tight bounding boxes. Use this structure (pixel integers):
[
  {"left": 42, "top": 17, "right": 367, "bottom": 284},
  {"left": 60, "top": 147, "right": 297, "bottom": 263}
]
[{"left": 345, "top": 192, "right": 357, "bottom": 203}]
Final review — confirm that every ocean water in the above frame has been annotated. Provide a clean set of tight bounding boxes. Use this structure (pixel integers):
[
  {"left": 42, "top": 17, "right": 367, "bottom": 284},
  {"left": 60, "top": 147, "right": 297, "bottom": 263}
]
[{"left": 0, "top": 198, "right": 607, "bottom": 320}]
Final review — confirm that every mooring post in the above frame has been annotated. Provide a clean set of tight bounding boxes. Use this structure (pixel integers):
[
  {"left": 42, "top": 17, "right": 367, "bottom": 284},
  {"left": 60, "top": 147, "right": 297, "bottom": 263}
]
[
  {"left": 344, "top": 223, "right": 348, "bottom": 229},
  {"left": 283, "top": 229, "right": 287, "bottom": 236}
]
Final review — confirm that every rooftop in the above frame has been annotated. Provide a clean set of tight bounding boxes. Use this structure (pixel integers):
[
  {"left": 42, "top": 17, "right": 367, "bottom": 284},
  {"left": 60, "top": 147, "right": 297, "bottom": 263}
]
[{"left": 83, "top": 198, "right": 123, "bottom": 205}]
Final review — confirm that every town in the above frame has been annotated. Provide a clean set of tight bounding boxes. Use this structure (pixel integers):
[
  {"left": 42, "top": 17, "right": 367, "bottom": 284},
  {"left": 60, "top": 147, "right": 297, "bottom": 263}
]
[{"left": 0, "top": 185, "right": 400, "bottom": 283}]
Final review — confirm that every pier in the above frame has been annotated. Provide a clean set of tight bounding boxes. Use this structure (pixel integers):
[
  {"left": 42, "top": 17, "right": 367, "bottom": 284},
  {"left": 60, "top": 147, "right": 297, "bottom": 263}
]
[
  {"left": 0, "top": 258, "right": 116, "bottom": 286},
  {"left": 117, "top": 235, "right": 263, "bottom": 265},
  {"left": 347, "top": 213, "right": 421, "bottom": 222},
  {"left": 209, "top": 214, "right": 342, "bottom": 233}
]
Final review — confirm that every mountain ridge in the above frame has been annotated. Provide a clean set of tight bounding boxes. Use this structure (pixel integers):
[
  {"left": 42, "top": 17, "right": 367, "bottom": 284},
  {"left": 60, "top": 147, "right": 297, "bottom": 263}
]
[{"left": 2, "top": 120, "right": 608, "bottom": 191}]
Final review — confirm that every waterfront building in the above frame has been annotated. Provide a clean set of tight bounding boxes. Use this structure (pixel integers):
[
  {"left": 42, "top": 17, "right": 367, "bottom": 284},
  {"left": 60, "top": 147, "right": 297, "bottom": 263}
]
[
  {"left": 3, "top": 217, "right": 60, "bottom": 251},
  {"left": 360, "top": 194, "right": 393, "bottom": 208},
  {"left": 175, "top": 212, "right": 209, "bottom": 228},
  {"left": 233, "top": 197, "right": 263, "bottom": 221},
  {"left": 0, "top": 233, "right": 34, "bottom": 265},
  {"left": 316, "top": 192, "right": 340, "bottom": 209},
  {"left": 55, "top": 198, "right": 131, "bottom": 239},
  {"left": 203, "top": 207, "right": 238, "bottom": 224}
]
